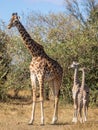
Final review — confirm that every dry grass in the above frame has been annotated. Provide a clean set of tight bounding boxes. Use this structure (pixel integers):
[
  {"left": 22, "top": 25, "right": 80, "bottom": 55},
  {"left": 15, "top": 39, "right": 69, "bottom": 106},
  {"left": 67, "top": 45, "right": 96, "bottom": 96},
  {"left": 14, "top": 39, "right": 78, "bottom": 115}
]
[{"left": 0, "top": 99, "right": 98, "bottom": 130}]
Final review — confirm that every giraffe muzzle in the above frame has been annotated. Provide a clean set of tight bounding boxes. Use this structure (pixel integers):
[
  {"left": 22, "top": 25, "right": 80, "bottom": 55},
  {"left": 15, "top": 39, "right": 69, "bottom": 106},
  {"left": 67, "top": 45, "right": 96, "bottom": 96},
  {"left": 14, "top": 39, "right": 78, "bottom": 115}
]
[{"left": 7, "top": 25, "right": 11, "bottom": 29}]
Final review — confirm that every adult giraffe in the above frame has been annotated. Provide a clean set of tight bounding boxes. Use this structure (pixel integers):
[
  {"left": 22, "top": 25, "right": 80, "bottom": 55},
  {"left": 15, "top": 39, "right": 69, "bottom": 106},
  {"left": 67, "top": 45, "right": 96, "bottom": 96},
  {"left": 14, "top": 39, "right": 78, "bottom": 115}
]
[{"left": 8, "top": 13, "right": 63, "bottom": 125}]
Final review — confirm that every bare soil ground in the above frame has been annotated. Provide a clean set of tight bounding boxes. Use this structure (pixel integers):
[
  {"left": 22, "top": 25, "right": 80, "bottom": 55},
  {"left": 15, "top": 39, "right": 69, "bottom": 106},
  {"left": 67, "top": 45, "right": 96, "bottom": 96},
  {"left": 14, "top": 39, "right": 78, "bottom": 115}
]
[{"left": 0, "top": 99, "right": 98, "bottom": 130}]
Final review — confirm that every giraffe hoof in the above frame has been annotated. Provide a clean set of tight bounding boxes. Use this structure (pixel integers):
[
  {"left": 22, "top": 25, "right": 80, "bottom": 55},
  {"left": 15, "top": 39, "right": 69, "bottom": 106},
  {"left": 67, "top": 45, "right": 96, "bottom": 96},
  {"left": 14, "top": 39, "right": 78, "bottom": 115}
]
[
  {"left": 72, "top": 118, "right": 78, "bottom": 123},
  {"left": 51, "top": 118, "right": 57, "bottom": 125},
  {"left": 83, "top": 119, "right": 87, "bottom": 123},
  {"left": 28, "top": 123, "right": 33, "bottom": 125},
  {"left": 51, "top": 122, "right": 56, "bottom": 125},
  {"left": 40, "top": 123, "right": 44, "bottom": 126},
  {"left": 80, "top": 119, "right": 83, "bottom": 123},
  {"left": 28, "top": 121, "right": 33, "bottom": 125}
]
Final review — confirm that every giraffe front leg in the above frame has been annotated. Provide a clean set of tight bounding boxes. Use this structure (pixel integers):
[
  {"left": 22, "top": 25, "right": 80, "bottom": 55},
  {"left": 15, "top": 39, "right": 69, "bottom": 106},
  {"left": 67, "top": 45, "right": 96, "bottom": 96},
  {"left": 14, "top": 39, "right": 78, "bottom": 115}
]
[
  {"left": 72, "top": 109, "right": 78, "bottom": 123},
  {"left": 78, "top": 107, "right": 83, "bottom": 123},
  {"left": 72, "top": 103, "right": 78, "bottom": 123},
  {"left": 28, "top": 101, "right": 36, "bottom": 125},
  {"left": 28, "top": 72, "right": 37, "bottom": 125},
  {"left": 28, "top": 87, "right": 36, "bottom": 125},
  {"left": 38, "top": 76, "right": 44, "bottom": 125},
  {"left": 40, "top": 100, "right": 44, "bottom": 125}
]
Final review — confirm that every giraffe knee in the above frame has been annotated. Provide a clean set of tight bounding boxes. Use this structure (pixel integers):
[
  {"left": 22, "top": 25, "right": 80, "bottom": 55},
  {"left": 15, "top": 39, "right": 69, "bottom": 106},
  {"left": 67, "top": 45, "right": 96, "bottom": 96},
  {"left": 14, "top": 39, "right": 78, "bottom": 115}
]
[
  {"left": 32, "top": 88, "right": 36, "bottom": 102},
  {"left": 74, "top": 104, "right": 77, "bottom": 110},
  {"left": 83, "top": 99, "right": 87, "bottom": 105},
  {"left": 33, "top": 97, "right": 36, "bottom": 102},
  {"left": 40, "top": 96, "right": 44, "bottom": 102},
  {"left": 54, "top": 96, "right": 59, "bottom": 103}
]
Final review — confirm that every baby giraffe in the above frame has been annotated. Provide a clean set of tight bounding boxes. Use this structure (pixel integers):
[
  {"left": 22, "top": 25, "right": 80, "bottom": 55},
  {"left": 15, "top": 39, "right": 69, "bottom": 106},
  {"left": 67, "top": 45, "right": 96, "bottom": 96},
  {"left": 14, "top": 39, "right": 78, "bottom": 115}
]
[
  {"left": 69, "top": 62, "right": 89, "bottom": 123},
  {"left": 68, "top": 61, "right": 81, "bottom": 123},
  {"left": 79, "top": 67, "right": 89, "bottom": 123}
]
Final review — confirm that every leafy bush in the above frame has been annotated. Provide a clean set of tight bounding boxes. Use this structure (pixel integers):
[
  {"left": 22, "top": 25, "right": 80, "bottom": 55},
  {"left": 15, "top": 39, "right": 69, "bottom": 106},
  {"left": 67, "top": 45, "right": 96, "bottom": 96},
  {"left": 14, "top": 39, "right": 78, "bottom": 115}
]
[{"left": 0, "top": 30, "right": 11, "bottom": 101}]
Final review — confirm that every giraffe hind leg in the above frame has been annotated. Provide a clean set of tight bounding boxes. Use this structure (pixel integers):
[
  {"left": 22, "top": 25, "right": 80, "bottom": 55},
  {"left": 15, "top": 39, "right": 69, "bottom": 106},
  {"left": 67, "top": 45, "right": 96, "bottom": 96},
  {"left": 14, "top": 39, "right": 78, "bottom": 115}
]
[
  {"left": 83, "top": 100, "right": 87, "bottom": 122},
  {"left": 51, "top": 79, "right": 61, "bottom": 125},
  {"left": 78, "top": 107, "right": 83, "bottom": 123},
  {"left": 72, "top": 104, "right": 78, "bottom": 123},
  {"left": 51, "top": 96, "right": 59, "bottom": 124}
]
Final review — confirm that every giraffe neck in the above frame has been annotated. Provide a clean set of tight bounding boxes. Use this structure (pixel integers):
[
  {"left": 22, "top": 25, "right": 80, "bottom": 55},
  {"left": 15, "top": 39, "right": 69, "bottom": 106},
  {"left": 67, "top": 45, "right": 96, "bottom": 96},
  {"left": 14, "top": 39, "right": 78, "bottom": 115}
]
[
  {"left": 81, "top": 70, "right": 85, "bottom": 89},
  {"left": 74, "top": 68, "right": 79, "bottom": 86},
  {"left": 16, "top": 21, "right": 44, "bottom": 57}
]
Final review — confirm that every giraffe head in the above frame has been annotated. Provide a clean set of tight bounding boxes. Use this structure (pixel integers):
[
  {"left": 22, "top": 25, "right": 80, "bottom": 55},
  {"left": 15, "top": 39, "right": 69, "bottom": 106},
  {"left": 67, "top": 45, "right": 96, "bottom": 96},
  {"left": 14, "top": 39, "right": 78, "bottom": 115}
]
[
  {"left": 8, "top": 13, "right": 20, "bottom": 29},
  {"left": 68, "top": 61, "right": 79, "bottom": 69}
]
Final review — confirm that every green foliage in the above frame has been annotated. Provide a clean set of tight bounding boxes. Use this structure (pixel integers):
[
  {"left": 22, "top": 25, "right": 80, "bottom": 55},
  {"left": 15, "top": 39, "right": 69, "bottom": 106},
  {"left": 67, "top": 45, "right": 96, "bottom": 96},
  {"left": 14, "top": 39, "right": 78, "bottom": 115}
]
[
  {"left": 0, "top": 30, "right": 11, "bottom": 101},
  {"left": 5, "top": 36, "right": 31, "bottom": 97}
]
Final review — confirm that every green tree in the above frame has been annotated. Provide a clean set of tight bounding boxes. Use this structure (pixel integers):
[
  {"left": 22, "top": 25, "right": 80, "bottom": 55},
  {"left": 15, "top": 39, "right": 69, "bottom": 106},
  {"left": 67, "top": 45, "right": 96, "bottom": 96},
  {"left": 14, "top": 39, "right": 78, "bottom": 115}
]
[
  {"left": 6, "top": 8, "right": 98, "bottom": 105},
  {"left": 5, "top": 35, "right": 31, "bottom": 97},
  {"left": 0, "top": 30, "right": 11, "bottom": 101}
]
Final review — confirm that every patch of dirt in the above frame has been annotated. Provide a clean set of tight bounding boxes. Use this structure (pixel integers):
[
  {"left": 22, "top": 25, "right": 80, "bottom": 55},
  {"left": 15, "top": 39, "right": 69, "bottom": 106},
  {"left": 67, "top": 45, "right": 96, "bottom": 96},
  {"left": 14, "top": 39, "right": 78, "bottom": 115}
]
[{"left": 0, "top": 101, "right": 98, "bottom": 130}]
